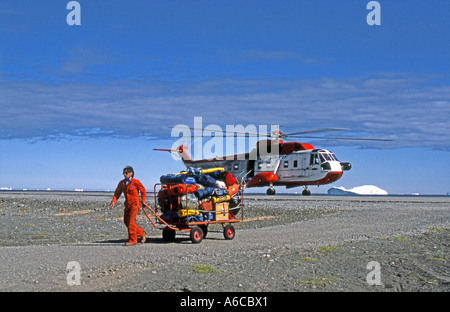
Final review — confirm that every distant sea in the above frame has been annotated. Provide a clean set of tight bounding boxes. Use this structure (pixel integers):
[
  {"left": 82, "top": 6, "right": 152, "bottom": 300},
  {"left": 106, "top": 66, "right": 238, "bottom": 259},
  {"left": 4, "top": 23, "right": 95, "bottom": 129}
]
[{"left": 1, "top": 189, "right": 449, "bottom": 198}]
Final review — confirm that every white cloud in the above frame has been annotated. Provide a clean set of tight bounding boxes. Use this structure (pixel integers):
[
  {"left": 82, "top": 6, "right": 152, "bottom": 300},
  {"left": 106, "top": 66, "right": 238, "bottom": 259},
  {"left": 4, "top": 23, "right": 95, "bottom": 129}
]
[
  {"left": 1, "top": 74, "right": 449, "bottom": 150},
  {"left": 61, "top": 46, "right": 121, "bottom": 74}
]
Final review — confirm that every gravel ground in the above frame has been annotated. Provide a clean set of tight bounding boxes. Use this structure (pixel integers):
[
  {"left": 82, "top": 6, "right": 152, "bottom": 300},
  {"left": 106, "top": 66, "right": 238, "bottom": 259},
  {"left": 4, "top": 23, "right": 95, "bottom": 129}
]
[{"left": 0, "top": 192, "right": 448, "bottom": 295}]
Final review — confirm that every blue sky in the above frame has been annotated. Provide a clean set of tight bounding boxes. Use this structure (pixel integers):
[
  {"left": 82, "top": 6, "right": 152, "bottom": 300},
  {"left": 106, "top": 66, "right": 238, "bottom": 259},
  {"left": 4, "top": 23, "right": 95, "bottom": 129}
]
[{"left": 1, "top": 1, "right": 449, "bottom": 194}]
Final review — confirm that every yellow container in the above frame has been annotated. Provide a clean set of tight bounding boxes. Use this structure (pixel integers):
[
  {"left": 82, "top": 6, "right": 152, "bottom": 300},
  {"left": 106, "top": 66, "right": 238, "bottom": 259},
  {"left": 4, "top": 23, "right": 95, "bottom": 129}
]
[
  {"left": 201, "top": 167, "right": 225, "bottom": 174},
  {"left": 212, "top": 194, "right": 231, "bottom": 204},
  {"left": 177, "top": 167, "right": 224, "bottom": 175},
  {"left": 178, "top": 209, "right": 199, "bottom": 217}
]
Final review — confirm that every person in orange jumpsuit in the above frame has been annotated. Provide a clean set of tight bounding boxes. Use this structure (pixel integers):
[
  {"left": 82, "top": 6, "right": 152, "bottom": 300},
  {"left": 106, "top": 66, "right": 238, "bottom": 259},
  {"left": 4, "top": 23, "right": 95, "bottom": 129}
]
[{"left": 110, "top": 166, "right": 147, "bottom": 246}]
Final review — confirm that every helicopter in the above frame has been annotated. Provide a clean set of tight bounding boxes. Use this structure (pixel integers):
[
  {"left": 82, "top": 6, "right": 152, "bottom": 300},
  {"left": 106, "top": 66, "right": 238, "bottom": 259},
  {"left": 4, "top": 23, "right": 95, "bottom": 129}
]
[{"left": 155, "top": 127, "right": 390, "bottom": 195}]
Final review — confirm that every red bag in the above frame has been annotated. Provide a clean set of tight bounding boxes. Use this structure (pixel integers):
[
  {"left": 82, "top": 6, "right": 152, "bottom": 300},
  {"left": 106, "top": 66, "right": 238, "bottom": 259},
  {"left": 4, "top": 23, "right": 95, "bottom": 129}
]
[
  {"left": 159, "top": 184, "right": 198, "bottom": 197},
  {"left": 224, "top": 172, "right": 237, "bottom": 186},
  {"left": 199, "top": 201, "right": 213, "bottom": 211},
  {"left": 170, "top": 183, "right": 198, "bottom": 196},
  {"left": 227, "top": 183, "right": 239, "bottom": 196}
]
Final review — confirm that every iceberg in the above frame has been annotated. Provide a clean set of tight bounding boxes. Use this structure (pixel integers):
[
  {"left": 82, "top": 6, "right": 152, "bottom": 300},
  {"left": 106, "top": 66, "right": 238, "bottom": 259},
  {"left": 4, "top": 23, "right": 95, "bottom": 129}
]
[{"left": 327, "top": 185, "right": 388, "bottom": 195}]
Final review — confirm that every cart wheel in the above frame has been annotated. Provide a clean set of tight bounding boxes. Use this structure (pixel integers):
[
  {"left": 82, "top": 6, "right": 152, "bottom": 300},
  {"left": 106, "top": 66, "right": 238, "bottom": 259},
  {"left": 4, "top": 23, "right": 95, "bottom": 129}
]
[
  {"left": 223, "top": 224, "right": 235, "bottom": 240},
  {"left": 199, "top": 224, "right": 208, "bottom": 239},
  {"left": 162, "top": 228, "right": 176, "bottom": 242},
  {"left": 190, "top": 226, "right": 203, "bottom": 244}
]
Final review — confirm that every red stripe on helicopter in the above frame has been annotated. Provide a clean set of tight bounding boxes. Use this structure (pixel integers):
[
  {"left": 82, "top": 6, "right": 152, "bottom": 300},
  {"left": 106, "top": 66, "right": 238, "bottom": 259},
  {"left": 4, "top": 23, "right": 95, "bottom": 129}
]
[
  {"left": 247, "top": 172, "right": 278, "bottom": 187},
  {"left": 276, "top": 171, "right": 343, "bottom": 187}
]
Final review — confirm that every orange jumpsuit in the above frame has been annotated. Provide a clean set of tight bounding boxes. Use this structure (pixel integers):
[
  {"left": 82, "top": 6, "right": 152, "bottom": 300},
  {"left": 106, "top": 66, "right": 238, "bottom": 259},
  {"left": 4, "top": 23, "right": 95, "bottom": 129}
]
[{"left": 112, "top": 178, "right": 146, "bottom": 244}]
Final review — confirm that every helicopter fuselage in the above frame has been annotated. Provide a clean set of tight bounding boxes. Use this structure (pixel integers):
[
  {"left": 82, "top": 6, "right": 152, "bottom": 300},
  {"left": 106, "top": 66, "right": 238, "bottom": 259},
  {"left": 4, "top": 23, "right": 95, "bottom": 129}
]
[{"left": 181, "top": 142, "right": 351, "bottom": 195}]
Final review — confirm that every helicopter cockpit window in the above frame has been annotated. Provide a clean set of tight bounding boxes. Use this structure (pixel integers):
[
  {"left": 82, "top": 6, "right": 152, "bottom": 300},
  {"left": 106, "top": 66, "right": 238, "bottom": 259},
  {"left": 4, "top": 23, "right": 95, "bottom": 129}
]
[
  {"left": 283, "top": 160, "right": 289, "bottom": 168},
  {"left": 319, "top": 153, "right": 326, "bottom": 163},
  {"left": 326, "top": 151, "right": 338, "bottom": 161},
  {"left": 310, "top": 153, "right": 319, "bottom": 165},
  {"left": 319, "top": 152, "right": 335, "bottom": 162}
]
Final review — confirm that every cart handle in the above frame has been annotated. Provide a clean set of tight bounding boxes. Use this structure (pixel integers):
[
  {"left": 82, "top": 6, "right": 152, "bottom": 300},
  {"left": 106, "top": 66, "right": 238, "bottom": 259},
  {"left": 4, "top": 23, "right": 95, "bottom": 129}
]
[{"left": 141, "top": 203, "right": 179, "bottom": 231}]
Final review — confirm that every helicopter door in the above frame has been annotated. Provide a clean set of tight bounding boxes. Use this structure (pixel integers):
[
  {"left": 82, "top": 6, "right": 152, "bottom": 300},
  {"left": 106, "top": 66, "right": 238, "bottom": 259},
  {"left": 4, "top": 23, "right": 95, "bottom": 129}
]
[
  {"left": 292, "top": 153, "right": 308, "bottom": 178},
  {"left": 307, "top": 152, "right": 320, "bottom": 176},
  {"left": 300, "top": 153, "right": 308, "bottom": 177}
]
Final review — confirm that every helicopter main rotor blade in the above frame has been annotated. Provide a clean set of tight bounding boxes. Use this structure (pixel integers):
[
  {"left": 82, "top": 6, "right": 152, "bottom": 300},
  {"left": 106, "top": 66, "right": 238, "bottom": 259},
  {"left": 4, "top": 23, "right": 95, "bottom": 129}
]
[
  {"left": 170, "top": 126, "right": 392, "bottom": 141},
  {"left": 287, "top": 135, "right": 393, "bottom": 141},
  {"left": 172, "top": 126, "right": 346, "bottom": 138},
  {"left": 284, "top": 128, "right": 349, "bottom": 136}
]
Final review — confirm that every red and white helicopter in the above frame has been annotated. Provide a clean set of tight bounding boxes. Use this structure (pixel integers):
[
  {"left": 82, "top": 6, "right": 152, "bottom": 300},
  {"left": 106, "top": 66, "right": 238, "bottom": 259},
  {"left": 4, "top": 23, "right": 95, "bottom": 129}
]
[{"left": 156, "top": 128, "right": 390, "bottom": 195}]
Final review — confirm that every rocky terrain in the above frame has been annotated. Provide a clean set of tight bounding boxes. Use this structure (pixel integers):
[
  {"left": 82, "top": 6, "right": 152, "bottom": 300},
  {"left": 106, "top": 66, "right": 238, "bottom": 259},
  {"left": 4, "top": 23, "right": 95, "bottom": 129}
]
[{"left": 0, "top": 192, "right": 448, "bottom": 296}]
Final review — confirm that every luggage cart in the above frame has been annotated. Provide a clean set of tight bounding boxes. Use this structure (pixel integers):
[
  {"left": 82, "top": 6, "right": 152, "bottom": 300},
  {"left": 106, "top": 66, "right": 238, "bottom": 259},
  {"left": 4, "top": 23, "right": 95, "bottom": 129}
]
[{"left": 142, "top": 183, "right": 244, "bottom": 244}]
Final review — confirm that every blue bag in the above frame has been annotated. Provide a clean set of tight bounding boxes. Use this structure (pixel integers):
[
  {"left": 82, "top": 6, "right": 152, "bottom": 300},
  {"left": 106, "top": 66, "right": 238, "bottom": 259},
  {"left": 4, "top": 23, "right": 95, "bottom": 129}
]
[
  {"left": 195, "top": 187, "right": 216, "bottom": 199},
  {"left": 187, "top": 167, "right": 201, "bottom": 175},
  {"left": 162, "top": 210, "right": 179, "bottom": 221},
  {"left": 194, "top": 174, "right": 216, "bottom": 187},
  {"left": 160, "top": 174, "right": 184, "bottom": 184},
  {"left": 182, "top": 177, "right": 197, "bottom": 184},
  {"left": 160, "top": 174, "right": 197, "bottom": 185}
]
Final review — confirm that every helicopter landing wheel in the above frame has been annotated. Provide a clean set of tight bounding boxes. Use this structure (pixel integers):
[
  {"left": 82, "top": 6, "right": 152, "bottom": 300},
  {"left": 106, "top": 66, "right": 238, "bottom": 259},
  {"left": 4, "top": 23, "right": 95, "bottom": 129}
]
[{"left": 302, "top": 188, "right": 311, "bottom": 196}]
